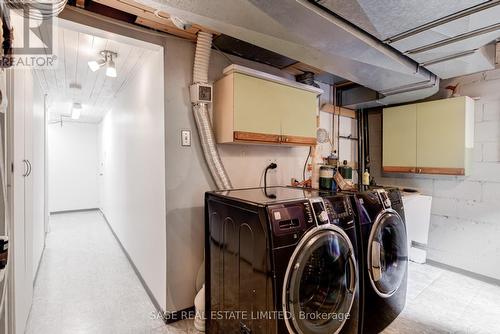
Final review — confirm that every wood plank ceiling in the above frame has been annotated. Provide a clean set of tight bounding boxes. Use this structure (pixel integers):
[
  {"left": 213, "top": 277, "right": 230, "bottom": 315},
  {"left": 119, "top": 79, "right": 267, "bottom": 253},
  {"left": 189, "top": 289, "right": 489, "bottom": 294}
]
[{"left": 37, "top": 25, "right": 152, "bottom": 123}]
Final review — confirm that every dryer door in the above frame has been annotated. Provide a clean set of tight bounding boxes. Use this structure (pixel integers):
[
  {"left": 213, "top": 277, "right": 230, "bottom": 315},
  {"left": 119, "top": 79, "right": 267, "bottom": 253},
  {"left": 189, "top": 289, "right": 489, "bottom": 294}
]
[
  {"left": 283, "top": 225, "right": 357, "bottom": 334},
  {"left": 368, "top": 210, "right": 408, "bottom": 298}
]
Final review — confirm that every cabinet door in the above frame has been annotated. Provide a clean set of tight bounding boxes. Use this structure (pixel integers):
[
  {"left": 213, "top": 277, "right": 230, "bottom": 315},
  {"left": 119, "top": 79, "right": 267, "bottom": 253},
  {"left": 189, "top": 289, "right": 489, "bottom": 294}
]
[
  {"left": 383, "top": 104, "right": 417, "bottom": 173},
  {"left": 416, "top": 97, "right": 466, "bottom": 174},
  {"left": 233, "top": 73, "right": 282, "bottom": 137},
  {"left": 280, "top": 88, "right": 317, "bottom": 143}
]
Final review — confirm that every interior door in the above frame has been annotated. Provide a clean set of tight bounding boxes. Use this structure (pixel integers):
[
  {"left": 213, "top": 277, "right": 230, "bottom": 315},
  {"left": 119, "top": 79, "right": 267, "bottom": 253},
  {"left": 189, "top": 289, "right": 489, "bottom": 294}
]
[
  {"left": 7, "top": 69, "right": 34, "bottom": 334},
  {"left": 368, "top": 210, "right": 408, "bottom": 298},
  {"left": 31, "top": 74, "right": 46, "bottom": 277},
  {"left": 283, "top": 226, "right": 357, "bottom": 334}
]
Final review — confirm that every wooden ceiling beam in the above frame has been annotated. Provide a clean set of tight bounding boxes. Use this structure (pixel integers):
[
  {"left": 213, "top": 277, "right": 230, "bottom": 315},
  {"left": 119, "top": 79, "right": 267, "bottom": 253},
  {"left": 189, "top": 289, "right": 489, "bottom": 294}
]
[
  {"left": 76, "top": 0, "right": 85, "bottom": 9},
  {"left": 283, "top": 62, "right": 323, "bottom": 76},
  {"left": 320, "top": 103, "right": 356, "bottom": 119},
  {"left": 92, "top": 0, "right": 205, "bottom": 39},
  {"left": 135, "top": 17, "right": 197, "bottom": 41}
]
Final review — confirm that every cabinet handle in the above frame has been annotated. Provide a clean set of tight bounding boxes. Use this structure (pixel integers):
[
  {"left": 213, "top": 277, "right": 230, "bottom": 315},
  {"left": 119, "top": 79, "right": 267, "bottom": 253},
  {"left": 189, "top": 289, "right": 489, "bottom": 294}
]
[
  {"left": 418, "top": 168, "right": 422, "bottom": 174},
  {"left": 22, "top": 160, "right": 29, "bottom": 177},
  {"left": 410, "top": 168, "right": 415, "bottom": 173},
  {"left": 27, "top": 159, "right": 32, "bottom": 176}
]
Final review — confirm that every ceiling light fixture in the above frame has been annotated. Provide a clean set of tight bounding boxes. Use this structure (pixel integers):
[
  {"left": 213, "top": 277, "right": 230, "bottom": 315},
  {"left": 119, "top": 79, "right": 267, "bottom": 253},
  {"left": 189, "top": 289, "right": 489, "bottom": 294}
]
[
  {"left": 88, "top": 58, "right": 106, "bottom": 72},
  {"left": 88, "top": 50, "right": 118, "bottom": 77},
  {"left": 71, "top": 102, "right": 82, "bottom": 120},
  {"left": 106, "top": 58, "right": 117, "bottom": 78}
]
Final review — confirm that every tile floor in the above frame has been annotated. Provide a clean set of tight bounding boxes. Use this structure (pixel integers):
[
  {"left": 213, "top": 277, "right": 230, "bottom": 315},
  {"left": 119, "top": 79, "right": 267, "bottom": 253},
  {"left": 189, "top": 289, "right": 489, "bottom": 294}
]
[{"left": 27, "top": 211, "right": 500, "bottom": 334}]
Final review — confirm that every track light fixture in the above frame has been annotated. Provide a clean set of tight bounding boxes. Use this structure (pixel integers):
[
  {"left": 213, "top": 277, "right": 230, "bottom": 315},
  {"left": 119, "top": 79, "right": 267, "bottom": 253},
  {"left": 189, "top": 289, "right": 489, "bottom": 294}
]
[{"left": 88, "top": 50, "right": 118, "bottom": 77}]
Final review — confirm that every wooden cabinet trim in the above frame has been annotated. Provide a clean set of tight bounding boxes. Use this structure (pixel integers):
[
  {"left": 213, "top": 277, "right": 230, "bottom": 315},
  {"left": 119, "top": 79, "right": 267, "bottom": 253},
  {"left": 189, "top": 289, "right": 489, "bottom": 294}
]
[
  {"left": 233, "top": 131, "right": 280, "bottom": 143},
  {"left": 233, "top": 132, "right": 316, "bottom": 146},
  {"left": 282, "top": 135, "right": 316, "bottom": 146},
  {"left": 417, "top": 167, "right": 465, "bottom": 176},
  {"left": 383, "top": 166, "right": 465, "bottom": 175},
  {"left": 383, "top": 166, "right": 416, "bottom": 174}
]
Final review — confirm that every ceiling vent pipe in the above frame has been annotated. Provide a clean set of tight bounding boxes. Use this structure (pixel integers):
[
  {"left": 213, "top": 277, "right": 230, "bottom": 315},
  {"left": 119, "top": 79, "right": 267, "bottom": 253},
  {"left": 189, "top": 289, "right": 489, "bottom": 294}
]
[
  {"left": 191, "top": 31, "right": 233, "bottom": 190},
  {"left": 295, "top": 71, "right": 320, "bottom": 88},
  {"left": 138, "top": 0, "right": 440, "bottom": 106}
]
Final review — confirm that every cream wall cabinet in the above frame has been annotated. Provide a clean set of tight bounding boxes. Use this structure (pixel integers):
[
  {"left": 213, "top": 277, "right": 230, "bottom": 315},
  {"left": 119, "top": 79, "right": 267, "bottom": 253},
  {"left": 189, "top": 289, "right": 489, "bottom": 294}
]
[
  {"left": 214, "top": 65, "right": 322, "bottom": 146},
  {"left": 383, "top": 96, "right": 474, "bottom": 176},
  {"left": 382, "top": 104, "right": 417, "bottom": 173}
]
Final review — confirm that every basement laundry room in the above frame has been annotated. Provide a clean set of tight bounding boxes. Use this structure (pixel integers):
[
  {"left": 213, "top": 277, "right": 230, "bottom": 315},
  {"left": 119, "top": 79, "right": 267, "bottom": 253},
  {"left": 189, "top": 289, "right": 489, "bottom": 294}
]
[{"left": 0, "top": 1, "right": 499, "bottom": 334}]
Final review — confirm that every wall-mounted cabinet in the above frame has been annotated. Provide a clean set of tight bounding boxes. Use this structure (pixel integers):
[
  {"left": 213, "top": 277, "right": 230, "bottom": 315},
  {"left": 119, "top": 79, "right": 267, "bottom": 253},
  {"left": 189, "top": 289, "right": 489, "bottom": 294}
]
[
  {"left": 214, "top": 65, "right": 322, "bottom": 146},
  {"left": 383, "top": 96, "right": 474, "bottom": 176}
]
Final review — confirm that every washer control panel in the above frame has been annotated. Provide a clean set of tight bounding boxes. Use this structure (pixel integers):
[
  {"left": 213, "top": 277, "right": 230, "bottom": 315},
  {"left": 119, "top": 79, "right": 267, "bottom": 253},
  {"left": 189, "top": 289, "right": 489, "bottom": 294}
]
[
  {"left": 323, "top": 195, "right": 355, "bottom": 226},
  {"left": 268, "top": 200, "right": 315, "bottom": 248},
  {"left": 309, "top": 197, "right": 330, "bottom": 225}
]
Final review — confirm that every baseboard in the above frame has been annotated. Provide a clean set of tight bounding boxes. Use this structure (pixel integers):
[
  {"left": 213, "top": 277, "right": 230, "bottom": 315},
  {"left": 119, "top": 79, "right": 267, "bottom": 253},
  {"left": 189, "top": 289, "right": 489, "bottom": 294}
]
[
  {"left": 50, "top": 208, "right": 100, "bottom": 215},
  {"left": 97, "top": 210, "right": 165, "bottom": 318},
  {"left": 426, "top": 259, "right": 500, "bottom": 286}
]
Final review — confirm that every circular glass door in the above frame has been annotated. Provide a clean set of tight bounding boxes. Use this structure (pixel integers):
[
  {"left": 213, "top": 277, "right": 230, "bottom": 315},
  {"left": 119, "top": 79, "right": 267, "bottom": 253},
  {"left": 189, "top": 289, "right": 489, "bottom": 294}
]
[
  {"left": 368, "top": 210, "right": 408, "bottom": 298},
  {"left": 283, "top": 226, "right": 357, "bottom": 334}
]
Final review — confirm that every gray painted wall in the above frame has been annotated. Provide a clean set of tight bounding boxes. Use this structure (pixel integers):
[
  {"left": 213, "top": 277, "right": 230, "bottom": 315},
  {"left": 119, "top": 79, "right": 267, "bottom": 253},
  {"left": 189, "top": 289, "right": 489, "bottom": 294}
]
[
  {"left": 368, "top": 68, "right": 500, "bottom": 280},
  {"left": 163, "top": 37, "right": 359, "bottom": 311}
]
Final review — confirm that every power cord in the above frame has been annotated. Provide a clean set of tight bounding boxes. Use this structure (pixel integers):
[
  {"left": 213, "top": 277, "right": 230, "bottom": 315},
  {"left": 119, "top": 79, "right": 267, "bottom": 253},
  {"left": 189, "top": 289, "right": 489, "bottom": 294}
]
[{"left": 264, "top": 162, "right": 277, "bottom": 199}]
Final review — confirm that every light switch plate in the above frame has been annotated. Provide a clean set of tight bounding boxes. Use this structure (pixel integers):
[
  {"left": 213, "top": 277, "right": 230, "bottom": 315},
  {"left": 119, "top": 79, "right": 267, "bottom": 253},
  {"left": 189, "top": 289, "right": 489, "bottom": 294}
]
[{"left": 181, "top": 130, "right": 191, "bottom": 147}]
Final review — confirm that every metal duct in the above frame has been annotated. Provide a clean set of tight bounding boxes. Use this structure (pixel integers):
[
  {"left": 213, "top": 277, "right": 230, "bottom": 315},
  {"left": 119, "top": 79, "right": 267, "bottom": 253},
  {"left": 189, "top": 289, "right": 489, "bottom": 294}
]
[
  {"left": 191, "top": 32, "right": 232, "bottom": 190},
  {"left": 295, "top": 71, "right": 320, "bottom": 88},
  {"left": 136, "top": 0, "right": 440, "bottom": 106}
]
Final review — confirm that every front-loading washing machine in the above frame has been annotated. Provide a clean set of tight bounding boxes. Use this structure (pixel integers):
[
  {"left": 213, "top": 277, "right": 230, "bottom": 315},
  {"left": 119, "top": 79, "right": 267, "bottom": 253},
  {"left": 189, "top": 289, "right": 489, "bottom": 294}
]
[
  {"left": 205, "top": 186, "right": 360, "bottom": 334},
  {"left": 352, "top": 188, "right": 408, "bottom": 334}
]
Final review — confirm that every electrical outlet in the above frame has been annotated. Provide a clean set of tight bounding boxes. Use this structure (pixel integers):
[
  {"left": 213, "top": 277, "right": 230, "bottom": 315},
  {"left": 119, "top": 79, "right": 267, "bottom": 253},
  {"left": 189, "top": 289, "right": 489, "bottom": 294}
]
[
  {"left": 267, "top": 159, "right": 277, "bottom": 173},
  {"left": 181, "top": 130, "right": 191, "bottom": 147}
]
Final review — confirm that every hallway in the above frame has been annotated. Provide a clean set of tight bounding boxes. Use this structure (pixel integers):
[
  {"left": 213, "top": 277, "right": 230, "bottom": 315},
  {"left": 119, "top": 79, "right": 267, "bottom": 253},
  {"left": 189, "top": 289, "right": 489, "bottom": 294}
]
[{"left": 25, "top": 211, "right": 183, "bottom": 334}]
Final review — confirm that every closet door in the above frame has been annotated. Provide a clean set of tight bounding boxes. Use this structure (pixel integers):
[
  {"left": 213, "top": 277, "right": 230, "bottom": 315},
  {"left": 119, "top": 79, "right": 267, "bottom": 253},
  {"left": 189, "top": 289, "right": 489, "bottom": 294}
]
[
  {"left": 7, "top": 69, "right": 34, "bottom": 334},
  {"left": 24, "top": 71, "right": 34, "bottom": 284}
]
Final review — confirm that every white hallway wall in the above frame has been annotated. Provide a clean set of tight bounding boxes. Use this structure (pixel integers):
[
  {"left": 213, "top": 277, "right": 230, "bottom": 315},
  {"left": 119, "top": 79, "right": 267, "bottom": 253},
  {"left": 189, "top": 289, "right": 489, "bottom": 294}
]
[
  {"left": 368, "top": 68, "right": 500, "bottom": 280},
  {"left": 48, "top": 122, "right": 99, "bottom": 212},
  {"left": 92, "top": 33, "right": 357, "bottom": 314},
  {"left": 98, "top": 47, "right": 167, "bottom": 310}
]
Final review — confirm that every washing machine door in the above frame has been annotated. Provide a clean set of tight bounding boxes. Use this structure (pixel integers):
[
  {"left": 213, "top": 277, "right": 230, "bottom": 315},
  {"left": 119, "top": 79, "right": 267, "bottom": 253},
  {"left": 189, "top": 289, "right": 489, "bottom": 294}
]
[
  {"left": 283, "top": 225, "right": 357, "bottom": 334},
  {"left": 368, "top": 209, "right": 408, "bottom": 298}
]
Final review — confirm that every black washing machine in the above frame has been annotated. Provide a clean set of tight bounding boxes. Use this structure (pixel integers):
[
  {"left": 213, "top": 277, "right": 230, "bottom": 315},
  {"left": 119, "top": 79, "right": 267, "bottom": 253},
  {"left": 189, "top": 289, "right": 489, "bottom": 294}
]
[
  {"left": 205, "top": 186, "right": 360, "bottom": 334},
  {"left": 351, "top": 188, "right": 408, "bottom": 334}
]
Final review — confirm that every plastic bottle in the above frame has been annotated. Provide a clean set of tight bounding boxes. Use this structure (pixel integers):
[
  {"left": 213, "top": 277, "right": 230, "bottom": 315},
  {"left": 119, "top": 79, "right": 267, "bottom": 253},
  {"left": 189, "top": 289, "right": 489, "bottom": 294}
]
[{"left": 362, "top": 169, "right": 370, "bottom": 186}]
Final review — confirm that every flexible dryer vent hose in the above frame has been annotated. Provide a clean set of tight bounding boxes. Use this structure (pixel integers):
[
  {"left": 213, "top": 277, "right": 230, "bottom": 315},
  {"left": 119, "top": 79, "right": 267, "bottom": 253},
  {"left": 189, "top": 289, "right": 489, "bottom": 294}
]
[{"left": 192, "top": 31, "right": 232, "bottom": 190}]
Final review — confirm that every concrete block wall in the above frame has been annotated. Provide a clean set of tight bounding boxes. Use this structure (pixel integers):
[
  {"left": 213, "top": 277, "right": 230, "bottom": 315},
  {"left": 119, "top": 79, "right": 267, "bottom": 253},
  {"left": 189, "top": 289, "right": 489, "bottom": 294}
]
[{"left": 368, "top": 68, "right": 500, "bottom": 280}]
